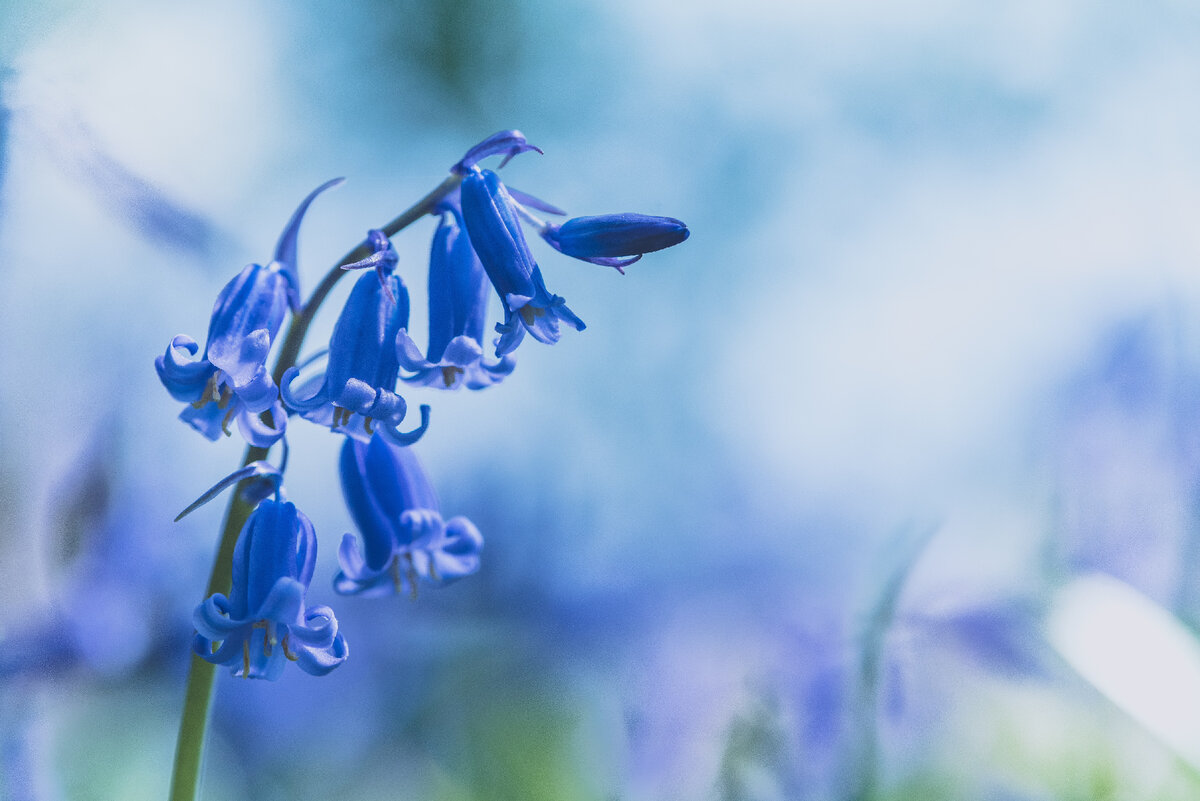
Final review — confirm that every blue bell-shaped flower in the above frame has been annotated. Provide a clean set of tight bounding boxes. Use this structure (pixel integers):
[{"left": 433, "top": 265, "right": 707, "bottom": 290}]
[
  {"left": 334, "top": 435, "right": 483, "bottom": 598},
  {"left": 460, "top": 168, "right": 585, "bottom": 357},
  {"left": 155, "top": 179, "right": 342, "bottom": 446},
  {"left": 396, "top": 203, "right": 515, "bottom": 389},
  {"left": 280, "top": 232, "right": 430, "bottom": 445},
  {"left": 193, "top": 498, "right": 348, "bottom": 679}
]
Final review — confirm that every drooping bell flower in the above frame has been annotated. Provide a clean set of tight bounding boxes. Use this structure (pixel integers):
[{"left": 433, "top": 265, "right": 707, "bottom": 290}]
[
  {"left": 540, "top": 213, "right": 690, "bottom": 273},
  {"left": 460, "top": 167, "right": 585, "bottom": 357},
  {"left": 334, "top": 435, "right": 483, "bottom": 598},
  {"left": 280, "top": 231, "right": 430, "bottom": 445},
  {"left": 155, "top": 178, "right": 342, "bottom": 446},
  {"left": 396, "top": 203, "right": 515, "bottom": 389},
  {"left": 193, "top": 498, "right": 348, "bottom": 679}
]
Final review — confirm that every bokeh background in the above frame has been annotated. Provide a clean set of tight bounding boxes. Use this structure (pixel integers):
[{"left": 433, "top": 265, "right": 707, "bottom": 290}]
[{"left": 5, "top": 1, "right": 1200, "bottom": 799}]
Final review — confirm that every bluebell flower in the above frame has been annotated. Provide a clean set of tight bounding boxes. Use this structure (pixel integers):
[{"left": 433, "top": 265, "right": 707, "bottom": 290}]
[
  {"left": 193, "top": 498, "right": 348, "bottom": 679},
  {"left": 460, "top": 167, "right": 585, "bottom": 356},
  {"left": 396, "top": 203, "right": 516, "bottom": 389},
  {"left": 155, "top": 178, "right": 342, "bottom": 446},
  {"left": 281, "top": 232, "right": 430, "bottom": 445},
  {"left": 540, "top": 213, "right": 690, "bottom": 273},
  {"left": 334, "top": 435, "right": 483, "bottom": 598}
]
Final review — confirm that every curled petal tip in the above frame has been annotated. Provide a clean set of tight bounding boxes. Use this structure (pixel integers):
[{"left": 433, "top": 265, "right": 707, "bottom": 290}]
[
  {"left": 496, "top": 143, "right": 543, "bottom": 169},
  {"left": 380, "top": 404, "right": 431, "bottom": 447},
  {"left": 453, "top": 130, "right": 542, "bottom": 174}
]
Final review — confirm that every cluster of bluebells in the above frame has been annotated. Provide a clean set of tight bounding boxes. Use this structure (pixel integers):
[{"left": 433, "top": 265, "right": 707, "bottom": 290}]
[{"left": 156, "top": 131, "right": 688, "bottom": 679}]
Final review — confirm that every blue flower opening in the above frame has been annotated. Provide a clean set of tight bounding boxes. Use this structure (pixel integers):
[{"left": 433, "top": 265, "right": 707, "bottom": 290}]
[
  {"left": 396, "top": 203, "right": 515, "bottom": 389},
  {"left": 155, "top": 180, "right": 341, "bottom": 447},
  {"left": 193, "top": 499, "right": 348, "bottom": 679},
  {"left": 281, "top": 269, "right": 430, "bottom": 445},
  {"left": 460, "top": 168, "right": 585, "bottom": 357},
  {"left": 334, "top": 435, "right": 483, "bottom": 598}
]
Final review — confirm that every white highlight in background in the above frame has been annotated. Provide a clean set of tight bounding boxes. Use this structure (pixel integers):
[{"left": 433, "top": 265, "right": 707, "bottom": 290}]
[{"left": 1047, "top": 573, "right": 1200, "bottom": 768}]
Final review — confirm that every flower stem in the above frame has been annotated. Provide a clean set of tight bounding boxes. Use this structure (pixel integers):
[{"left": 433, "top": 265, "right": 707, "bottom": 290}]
[{"left": 167, "top": 171, "right": 463, "bottom": 801}]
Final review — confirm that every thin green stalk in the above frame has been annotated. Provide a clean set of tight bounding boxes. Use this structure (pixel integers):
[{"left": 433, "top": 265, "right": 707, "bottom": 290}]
[
  {"left": 167, "top": 172, "right": 463, "bottom": 801},
  {"left": 848, "top": 523, "right": 936, "bottom": 801}
]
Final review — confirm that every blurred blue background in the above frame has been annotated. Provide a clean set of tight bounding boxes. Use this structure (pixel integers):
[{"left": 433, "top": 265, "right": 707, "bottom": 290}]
[{"left": 5, "top": 1, "right": 1200, "bottom": 799}]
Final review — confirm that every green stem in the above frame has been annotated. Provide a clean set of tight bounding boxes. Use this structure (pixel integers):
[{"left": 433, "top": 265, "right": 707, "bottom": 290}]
[{"left": 167, "top": 171, "right": 463, "bottom": 801}]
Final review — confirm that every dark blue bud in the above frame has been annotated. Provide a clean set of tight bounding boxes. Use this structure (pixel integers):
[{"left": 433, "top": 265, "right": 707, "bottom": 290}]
[{"left": 542, "top": 214, "right": 689, "bottom": 273}]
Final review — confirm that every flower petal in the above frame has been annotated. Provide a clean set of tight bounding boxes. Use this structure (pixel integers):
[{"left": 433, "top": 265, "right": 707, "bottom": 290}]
[
  {"left": 339, "top": 441, "right": 400, "bottom": 572},
  {"left": 428, "top": 516, "right": 484, "bottom": 583},
  {"left": 253, "top": 576, "right": 308, "bottom": 630},
  {"left": 155, "top": 335, "right": 216, "bottom": 402},
  {"left": 235, "top": 401, "right": 287, "bottom": 448},
  {"left": 452, "top": 130, "right": 542, "bottom": 174},
  {"left": 280, "top": 366, "right": 329, "bottom": 412},
  {"left": 293, "top": 629, "right": 348, "bottom": 677},
  {"left": 193, "top": 593, "right": 245, "bottom": 640},
  {"left": 178, "top": 396, "right": 235, "bottom": 442},
  {"left": 287, "top": 605, "right": 339, "bottom": 649},
  {"left": 204, "top": 264, "right": 289, "bottom": 392},
  {"left": 377, "top": 404, "right": 431, "bottom": 447}
]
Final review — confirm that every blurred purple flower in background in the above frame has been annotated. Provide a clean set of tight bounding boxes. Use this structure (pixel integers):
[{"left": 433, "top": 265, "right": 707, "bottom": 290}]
[{"left": 1050, "top": 309, "right": 1200, "bottom": 613}]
